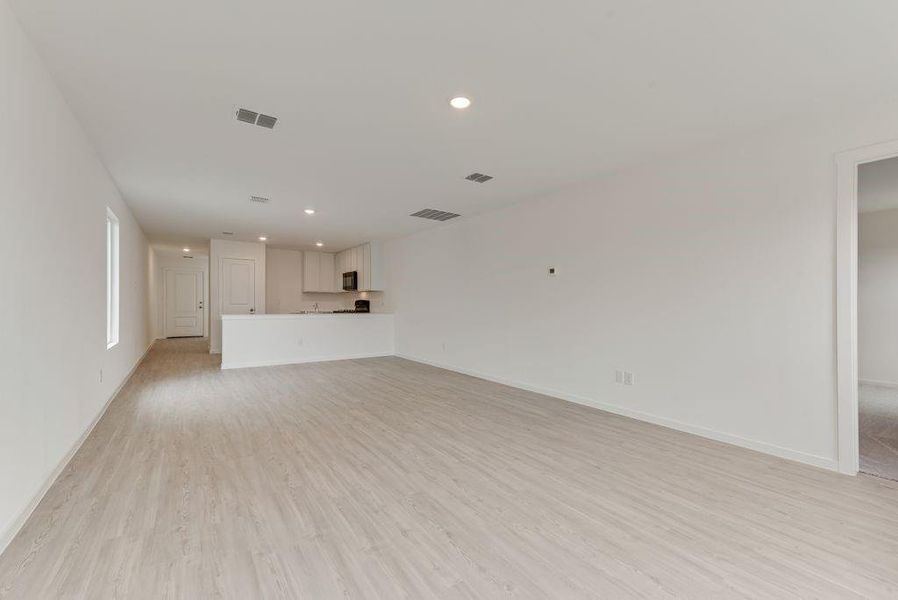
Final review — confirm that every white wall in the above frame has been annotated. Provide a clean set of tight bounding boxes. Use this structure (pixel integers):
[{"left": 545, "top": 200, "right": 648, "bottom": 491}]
[
  {"left": 858, "top": 208, "right": 898, "bottom": 385},
  {"left": 209, "top": 238, "right": 266, "bottom": 353},
  {"left": 385, "top": 98, "right": 898, "bottom": 471},
  {"left": 0, "top": 0, "right": 151, "bottom": 550},
  {"left": 150, "top": 248, "right": 210, "bottom": 339}
]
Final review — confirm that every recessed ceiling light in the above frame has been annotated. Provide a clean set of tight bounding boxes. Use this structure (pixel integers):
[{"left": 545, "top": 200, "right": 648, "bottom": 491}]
[
  {"left": 304, "top": 208, "right": 316, "bottom": 215},
  {"left": 258, "top": 236, "right": 267, "bottom": 241},
  {"left": 315, "top": 241, "right": 324, "bottom": 247},
  {"left": 449, "top": 96, "right": 471, "bottom": 109},
  {"left": 182, "top": 247, "right": 190, "bottom": 253}
]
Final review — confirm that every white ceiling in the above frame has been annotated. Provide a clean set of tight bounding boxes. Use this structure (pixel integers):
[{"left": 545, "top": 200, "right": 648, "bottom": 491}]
[
  {"left": 859, "top": 156, "right": 898, "bottom": 214},
  {"left": 11, "top": 0, "right": 898, "bottom": 250}
]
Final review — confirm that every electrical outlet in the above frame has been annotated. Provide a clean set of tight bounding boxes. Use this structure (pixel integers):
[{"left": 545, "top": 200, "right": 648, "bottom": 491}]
[
  {"left": 623, "top": 372, "right": 634, "bottom": 386},
  {"left": 615, "top": 370, "right": 623, "bottom": 384}
]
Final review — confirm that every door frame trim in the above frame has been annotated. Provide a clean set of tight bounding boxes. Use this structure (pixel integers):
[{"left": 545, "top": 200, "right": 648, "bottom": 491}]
[
  {"left": 162, "top": 267, "right": 206, "bottom": 338},
  {"left": 835, "top": 137, "right": 898, "bottom": 474}
]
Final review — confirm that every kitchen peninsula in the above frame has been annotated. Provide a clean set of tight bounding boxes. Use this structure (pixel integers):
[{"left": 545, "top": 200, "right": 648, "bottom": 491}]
[{"left": 221, "top": 312, "right": 394, "bottom": 369}]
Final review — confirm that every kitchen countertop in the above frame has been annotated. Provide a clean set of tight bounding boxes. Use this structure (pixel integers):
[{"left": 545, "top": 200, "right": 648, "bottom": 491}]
[{"left": 221, "top": 312, "right": 391, "bottom": 320}]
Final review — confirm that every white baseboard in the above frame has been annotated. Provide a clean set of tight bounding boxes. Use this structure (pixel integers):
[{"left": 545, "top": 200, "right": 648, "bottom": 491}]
[
  {"left": 0, "top": 340, "right": 156, "bottom": 557},
  {"left": 222, "top": 352, "right": 393, "bottom": 370},
  {"left": 396, "top": 353, "right": 839, "bottom": 473},
  {"left": 859, "top": 378, "right": 898, "bottom": 388}
]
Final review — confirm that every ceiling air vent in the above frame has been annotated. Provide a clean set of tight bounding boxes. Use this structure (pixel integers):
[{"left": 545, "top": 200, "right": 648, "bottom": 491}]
[
  {"left": 256, "top": 114, "right": 278, "bottom": 129},
  {"left": 410, "top": 208, "right": 461, "bottom": 222},
  {"left": 236, "top": 107, "right": 278, "bottom": 129},
  {"left": 236, "top": 108, "right": 258, "bottom": 124},
  {"left": 250, "top": 195, "right": 270, "bottom": 204},
  {"left": 465, "top": 172, "right": 493, "bottom": 183}
]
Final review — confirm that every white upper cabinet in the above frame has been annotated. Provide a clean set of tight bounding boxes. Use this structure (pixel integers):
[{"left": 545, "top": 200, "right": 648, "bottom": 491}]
[
  {"left": 366, "top": 241, "right": 384, "bottom": 291},
  {"left": 333, "top": 242, "right": 384, "bottom": 291},
  {"left": 359, "top": 243, "right": 371, "bottom": 291},
  {"left": 303, "top": 251, "right": 337, "bottom": 292},
  {"left": 319, "top": 252, "right": 335, "bottom": 292},
  {"left": 337, "top": 249, "right": 348, "bottom": 283},
  {"left": 303, "top": 251, "right": 319, "bottom": 292}
]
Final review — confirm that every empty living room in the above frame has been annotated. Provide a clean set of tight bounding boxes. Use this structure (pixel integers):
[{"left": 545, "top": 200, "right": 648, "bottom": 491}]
[{"left": 3, "top": 0, "right": 898, "bottom": 598}]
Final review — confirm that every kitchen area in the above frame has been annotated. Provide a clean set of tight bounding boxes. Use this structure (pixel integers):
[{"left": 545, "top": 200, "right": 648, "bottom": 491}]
[{"left": 215, "top": 239, "right": 395, "bottom": 369}]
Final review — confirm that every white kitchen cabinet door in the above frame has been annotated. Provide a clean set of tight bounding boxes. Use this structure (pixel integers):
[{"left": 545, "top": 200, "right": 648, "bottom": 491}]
[
  {"left": 336, "top": 250, "right": 345, "bottom": 278},
  {"left": 304, "top": 251, "right": 338, "bottom": 292},
  {"left": 320, "top": 252, "right": 335, "bottom": 292},
  {"left": 359, "top": 243, "right": 371, "bottom": 291},
  {"left": 368, "top": 241, "right": 384, "bottom": 291},
  {"left": 303, "top": 251, "right": 320, "bottom": 292}
]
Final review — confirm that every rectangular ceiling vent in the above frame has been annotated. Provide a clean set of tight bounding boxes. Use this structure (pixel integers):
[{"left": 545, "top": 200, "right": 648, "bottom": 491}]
[
  {"left": 249, "top": 195, "right": 270, "bottom": 204},
  {"left": 236, "top": 108, "right": 258, "bottom": 124},
  {"left": 465, "top": 172, "right": 494, "bottom": 183},
  {"left": 236, "top": 108, "right": 278, "bottom": 129},
  {"left": 410, "top": 208, "right": 461, "bottom": 222},
  {"left": 256, "top": 114, "right": 278, "bottom": 129}
]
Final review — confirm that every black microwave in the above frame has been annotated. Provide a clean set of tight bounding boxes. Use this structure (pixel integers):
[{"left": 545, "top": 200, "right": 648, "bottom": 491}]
[{"left": 342, "top": 271, "right": 358, "bottom": 291}]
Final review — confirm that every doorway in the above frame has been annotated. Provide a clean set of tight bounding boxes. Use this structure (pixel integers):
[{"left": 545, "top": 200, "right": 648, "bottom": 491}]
[
  {"left": 163, "top": 268, "right": 204, "bottom": 338},
  {"left": 856, "top": 157, "right": 898, "bottom": 480},
  {"left": 836, "top": 139, "right": 898, "bottom": 477}
]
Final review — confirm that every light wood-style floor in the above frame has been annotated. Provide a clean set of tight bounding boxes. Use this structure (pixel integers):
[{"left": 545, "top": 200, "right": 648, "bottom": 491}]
[
  {"left": 860, "top": 383, "right": 898, "bottom": 482},
  {"left": 2, "top": 339, "right": 898, "bottom": 599}
]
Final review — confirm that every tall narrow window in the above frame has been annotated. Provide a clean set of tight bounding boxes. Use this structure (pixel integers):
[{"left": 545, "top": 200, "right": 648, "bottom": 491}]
[{"left": 106, "top": 208, "right": 120, "bottom": 349}]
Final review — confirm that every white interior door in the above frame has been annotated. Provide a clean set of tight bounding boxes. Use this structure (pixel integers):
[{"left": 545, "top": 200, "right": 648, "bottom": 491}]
[
  {"left": 221, "top": 258, "right": 255, "bottom": 315},
  {"left": 164, "top": 269, "right": 204, "bottom": 337}
]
